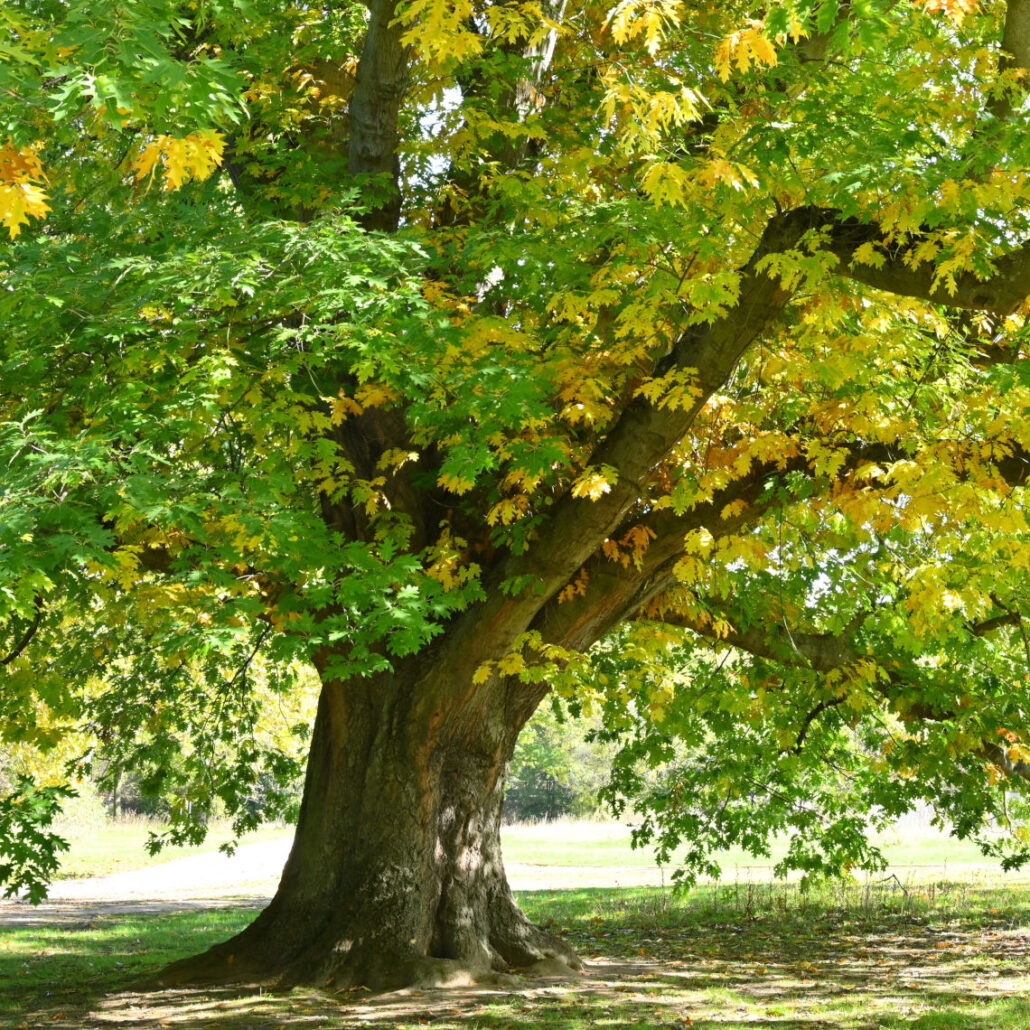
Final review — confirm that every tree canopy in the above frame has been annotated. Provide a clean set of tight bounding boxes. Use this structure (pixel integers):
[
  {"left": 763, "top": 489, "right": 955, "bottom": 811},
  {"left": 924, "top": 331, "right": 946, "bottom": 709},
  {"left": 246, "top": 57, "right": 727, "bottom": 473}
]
[{"left": 3, "top": 0, "right": 1030, "bottom": 972}]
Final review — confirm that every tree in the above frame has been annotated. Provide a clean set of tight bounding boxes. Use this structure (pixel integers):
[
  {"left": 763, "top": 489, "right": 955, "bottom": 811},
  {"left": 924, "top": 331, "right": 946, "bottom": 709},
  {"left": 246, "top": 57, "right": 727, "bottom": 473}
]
[
  {"left": 505, "top": 700, "right": 614, "bottom": 820},
  {"left": 4, "top": 0, "right": 1030, "bottom": 991}
]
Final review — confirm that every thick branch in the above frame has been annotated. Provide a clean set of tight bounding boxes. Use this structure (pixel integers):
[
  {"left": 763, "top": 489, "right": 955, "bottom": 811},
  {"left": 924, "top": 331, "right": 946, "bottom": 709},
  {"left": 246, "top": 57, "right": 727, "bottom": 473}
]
[
  {"left": 531, "top": 426, "right": 1030, "bottom": 659},
  {"left": 1003, "top": 0, "right": 1030, "bottom": 76},
  {"left": 434, "top": 209, "right": 819, "bottom": 672},
  {"left": 657, "top": 609, "right": 859, "bottom": 674},
  {"left": 822, "top": 212, "right": 1030, "bottom": 315},
  {"left": 661, "top": 602, "right": 1030, "bottom": 787},
  {"left": 992, "top": 0, "right": 1030, "bottom": 120},
  {"left": 970, "top": 611, "right": 1023, "bottom": 636},
  {"left": 982, "top": 740, "right": 1030, "bottom": 785},
  {"left": 501, "top": 212, "right": 813, "bottom": 590},
  {"left": 350, "top": 0, "right": 409, "bottom": 231},
  {"left": 532, "top": 456, "right": 808, "bottom": 652}
]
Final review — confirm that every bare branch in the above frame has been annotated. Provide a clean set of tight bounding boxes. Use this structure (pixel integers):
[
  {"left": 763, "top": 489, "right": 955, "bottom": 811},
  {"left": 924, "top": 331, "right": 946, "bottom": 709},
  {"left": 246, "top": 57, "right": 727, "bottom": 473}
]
[
  {"left": 969, "top": 611, "right": 1023, "bottom": 636},
  {"left": 794, "top": 697, "right": 848, "bottom": 753}
]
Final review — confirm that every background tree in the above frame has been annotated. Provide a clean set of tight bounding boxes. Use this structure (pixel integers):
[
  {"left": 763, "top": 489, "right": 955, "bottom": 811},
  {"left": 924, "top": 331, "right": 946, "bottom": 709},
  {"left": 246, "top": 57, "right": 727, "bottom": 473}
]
[
  {"left": 4, "top": 0, "right": 1030, "bottom": 992},
  {"left": 504, "top": 701, "right": 615, "bottom": 821}
]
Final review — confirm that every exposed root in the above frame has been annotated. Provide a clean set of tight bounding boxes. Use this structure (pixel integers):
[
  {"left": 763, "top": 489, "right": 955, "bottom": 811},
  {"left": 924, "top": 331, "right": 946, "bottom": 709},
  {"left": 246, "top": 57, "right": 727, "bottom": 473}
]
[
  {"left": 145, "top": 912, "right": 579, "bottom": 995},
  {"left": 487, "top": 892, "right": 583, "bottom": 972},
  {"left": 142, "top": 876, "right": 580, "bottom": 995},
  {"left": 142, "top": 939, "right": 259, "bottom": 990}
]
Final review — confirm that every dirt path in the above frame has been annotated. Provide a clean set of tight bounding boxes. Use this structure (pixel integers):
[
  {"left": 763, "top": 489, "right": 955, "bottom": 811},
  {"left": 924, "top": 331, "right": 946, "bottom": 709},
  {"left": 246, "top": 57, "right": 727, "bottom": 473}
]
[
  {"left": 0, "top": 839, "right": 671, "bottom": 926},
  {"left": 0, "top": 835, "right": 1012, "bottom": 928}
]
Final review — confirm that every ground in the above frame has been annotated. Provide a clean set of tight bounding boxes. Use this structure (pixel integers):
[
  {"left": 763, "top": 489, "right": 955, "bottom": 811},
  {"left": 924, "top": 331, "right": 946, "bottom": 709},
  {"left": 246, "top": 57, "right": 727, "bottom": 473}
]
[{"left": 2, "top": 829, "right": 1030, "bottom": 1030}]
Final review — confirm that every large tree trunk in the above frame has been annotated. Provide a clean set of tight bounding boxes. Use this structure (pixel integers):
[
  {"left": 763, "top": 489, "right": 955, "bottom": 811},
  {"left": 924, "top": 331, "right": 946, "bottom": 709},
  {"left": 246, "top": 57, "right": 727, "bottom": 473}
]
[{"left": 155, "top": 652, "right": 578, "bottom": 991}]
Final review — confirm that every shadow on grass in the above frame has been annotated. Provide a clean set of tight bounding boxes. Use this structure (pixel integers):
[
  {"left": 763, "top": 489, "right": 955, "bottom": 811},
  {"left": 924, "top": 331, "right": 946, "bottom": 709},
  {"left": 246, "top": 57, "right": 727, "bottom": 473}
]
[
  {"left": 32, "top": 980, "right": 1030, "bottom": 1030},
  {"left": 2, "top": 883, "right": 1029, "bottom": 1029},
  {"left": 0, "top": 905, "right": 263, "bottom": 1029}
]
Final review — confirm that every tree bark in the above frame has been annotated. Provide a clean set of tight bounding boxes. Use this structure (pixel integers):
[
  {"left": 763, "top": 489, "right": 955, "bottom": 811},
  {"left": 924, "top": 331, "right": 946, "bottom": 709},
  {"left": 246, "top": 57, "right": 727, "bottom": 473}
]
[{"left": 154, "top": 654, "right": 576, "bottom": 991}]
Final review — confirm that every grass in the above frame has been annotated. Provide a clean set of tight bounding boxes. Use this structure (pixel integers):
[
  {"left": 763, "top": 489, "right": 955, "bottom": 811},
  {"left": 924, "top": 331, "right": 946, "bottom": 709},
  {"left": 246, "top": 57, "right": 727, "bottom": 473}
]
[
  {"left": 0, "top": 907, "right": 259, "bottom": 1027},
  {"left": 502, "top": 816, "right": 1003, "bottom": 878},
  {"left": 56, "top": 813, "right": 1003, "bottom": 882},
  {"left": 3, "top": 879, "right": 1030, "bottom": 1029},
  {"left": 53, "top": 818, "right": 292, "bottom": 880}
]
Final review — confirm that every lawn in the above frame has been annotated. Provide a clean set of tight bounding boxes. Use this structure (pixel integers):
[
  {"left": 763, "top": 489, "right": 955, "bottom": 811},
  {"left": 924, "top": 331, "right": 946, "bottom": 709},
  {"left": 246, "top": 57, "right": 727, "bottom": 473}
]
[
  {"left": 55, "top": 814, "right": 1003, "bottom": 882},
  {"left": 502, "top": 816, "right": 1003, "bottom": 879},
  {"left": 3, "top": 880, "right": 1029, "bottom": 1029},
  {"left": 53, "top": 820, "right": 293, "bottom": 880}
]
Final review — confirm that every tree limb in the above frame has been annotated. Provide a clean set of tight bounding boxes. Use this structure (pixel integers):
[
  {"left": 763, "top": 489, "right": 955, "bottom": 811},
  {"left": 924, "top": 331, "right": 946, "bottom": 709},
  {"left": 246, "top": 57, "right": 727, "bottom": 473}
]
[
  {"left": 349, "top": 0, "right": 409, "bottom": 231},
  {"left": 794, "top": 696, "right": 848, "bottom": 753},
  {"left": 532, "top": 455, "right": 809, "bottom": 651},
  {"left": 654, "top": 608, "right": 860, "bottom": 674},
  {"left": 982, "top": 740, "right": 1030, "bottom": 786},
  {"left": 821, "top": 212, "right": 1030, "bottom": 315},
  {"left": 992, "top": 0, "right": 1030, "bottom": 120},
  {"left": 969, "top": 611, "right": 1023, "bottom": 636},
  {"left": 1, "top": 600, "right": 43, "bottom": 666},
  {"left": 656, "top": 600, "right": 1030, "bottom": 786},
  {"left": 531, "top": 428, "right": 1030, "bottom": 657}
]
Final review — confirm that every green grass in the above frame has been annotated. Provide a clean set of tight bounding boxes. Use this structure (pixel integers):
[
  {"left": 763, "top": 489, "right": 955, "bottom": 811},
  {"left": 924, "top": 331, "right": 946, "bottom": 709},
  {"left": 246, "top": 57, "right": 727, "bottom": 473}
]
[
  {"left": 501, "top": 818, "right": 1003, "bottom": 877},
  {"left": 3, "top": 880, "right": 1030, "bottom": 1029},
  {"left": 54, "top": 820, "right": 293, "bottom": 880},
  {"left": 0, "top": 906, "right": 261, "bottom": 1027},
  {"left": 57, "top": 815, "right": 1005, "bottom": 883}
]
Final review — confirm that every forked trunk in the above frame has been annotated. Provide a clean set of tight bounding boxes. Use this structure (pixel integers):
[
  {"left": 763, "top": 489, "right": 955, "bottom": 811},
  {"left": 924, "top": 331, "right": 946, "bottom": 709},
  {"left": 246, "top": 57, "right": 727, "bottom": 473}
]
[{"left": 155, "top": 653, "right": 578, "bottom": 990}]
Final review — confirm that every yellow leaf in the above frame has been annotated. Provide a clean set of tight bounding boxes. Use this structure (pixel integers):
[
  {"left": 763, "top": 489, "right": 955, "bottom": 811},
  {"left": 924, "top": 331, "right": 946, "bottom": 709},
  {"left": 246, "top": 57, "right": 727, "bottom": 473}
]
[
  {"left": 609, "top": 0, "right": 683, "bottom": 56},
  {"left": 683, "top": 527, "right": 715, "bottom": 555},
  {"left": 437, "top": 472, "right": 476, "bottom": 495},
  {"left": 0, "top": 142, "right": 49, "bottom": 238},
  {"left": 639, "top": 160, "right": 692, "bottom": 207},
  {"left": 696, "top": 157, "right": 759, "bottom": 192},
  {"left": 571, "top": 466, "right": 618, "bottom": 501},
  {"left": 852, "top": 241, "right": 886, "bottom": 269},
  {"left": 394, "top": 0, "right": 482, "bottom": 67},
  {"left": 377, "top": 448, "right": 420, "bottom": 471},
  {"left": 0, "top": 143, "right": 45, "bottom": 185},
  {"left": 497, "top": 652, "right": 526, "bottom": 675},
  {"left": 354, "top": 382, "right": 396, "bottom": 409},
  {"left": 330, "top": 392, "right": 364, "bottom": 424},
  {"left": 557, "top": 568, "right": 590, "bottom": 603},
  {"left": 131, "top": 130, "right": 225, "bottom": 191},
  {"left": 784, "top": 11, "right": 806, "bottom": 42},
  {"left": 715, "top": 23, "right": 778, "bottom": 81},
  {"left": 0, "top": 182, "right": 50, "bottom": 238},
  {"left": 720, "top": 499, "right": 748, "bottom": 520},
  {"left": 1008, "top": 743, "right": 1030, "bottom": 764},
  {"left": 486, "top": 497, "right": 528, "bottom": 526}
]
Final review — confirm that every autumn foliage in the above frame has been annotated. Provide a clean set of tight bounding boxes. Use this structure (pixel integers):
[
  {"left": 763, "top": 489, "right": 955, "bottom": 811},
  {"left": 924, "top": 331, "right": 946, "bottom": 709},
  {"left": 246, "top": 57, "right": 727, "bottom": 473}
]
[{"left": 3, "top": 0, "right": 1030, "bottom": 987}]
